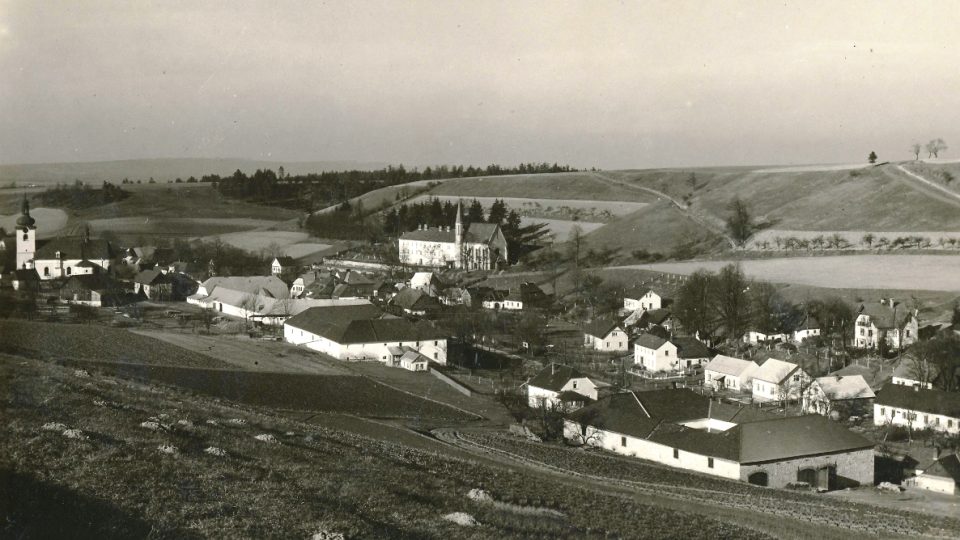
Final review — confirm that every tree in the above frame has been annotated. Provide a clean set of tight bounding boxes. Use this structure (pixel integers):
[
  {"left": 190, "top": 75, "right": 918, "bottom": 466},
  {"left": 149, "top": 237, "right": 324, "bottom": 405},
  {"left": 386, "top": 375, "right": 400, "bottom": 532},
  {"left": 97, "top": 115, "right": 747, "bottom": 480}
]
[
  {"left": 911, "top": 143, "right": 922, "bottom": 160},
  {"left": 725, "top": 198, "right": 754, "bottom": 247},
  {"left": 861, "top": 233, "right": 875, "bottom": 249},
  {"left": 749, "top": 281, "right": 799, "bottom": 335},
  {"left": 713, "top": 264, "right": 751, "bottom": 342},
  {"left": 907, "top": 334, "right": 960, "bottom": 392},
  {"left": 568, "top": 224, "right": 584, "bottom": 270},
  {"left": 467, "top": 198, "right": 485, "bottom": 223},
  {"left": 566, "top": 407, "right": 605, "bottom": 447},
  {"left": 487, "top": 199, "right": 507, "bottom": 225},
  {"left": 926, "top": 138, "right": 948, "bottom": 158},
  {"left": 674, "top": 270, "right": 715, "bottom": 340},
  {"left": 868, "top": 151, "right": 877, "bottom": 164}
]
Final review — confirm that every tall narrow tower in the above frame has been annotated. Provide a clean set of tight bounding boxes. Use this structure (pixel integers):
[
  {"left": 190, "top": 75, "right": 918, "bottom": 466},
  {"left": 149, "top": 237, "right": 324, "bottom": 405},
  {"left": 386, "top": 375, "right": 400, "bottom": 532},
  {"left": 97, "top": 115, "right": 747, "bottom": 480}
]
[
  {"left": 454, "top": 201, "right": 464, "bottom": 269},
  {"left": 16, "top": 197, "right": 37, "bottom": 269}
]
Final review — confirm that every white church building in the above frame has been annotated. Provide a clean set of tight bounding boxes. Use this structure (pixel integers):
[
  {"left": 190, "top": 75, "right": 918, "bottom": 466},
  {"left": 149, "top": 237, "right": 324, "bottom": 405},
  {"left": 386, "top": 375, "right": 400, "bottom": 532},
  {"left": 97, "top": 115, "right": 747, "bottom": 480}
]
[
  {"left": 398, "top": 203, "right": 508, "bottom": 270},
  {"left": 12, "top": 198, "right": 115, "bottom": 279}
]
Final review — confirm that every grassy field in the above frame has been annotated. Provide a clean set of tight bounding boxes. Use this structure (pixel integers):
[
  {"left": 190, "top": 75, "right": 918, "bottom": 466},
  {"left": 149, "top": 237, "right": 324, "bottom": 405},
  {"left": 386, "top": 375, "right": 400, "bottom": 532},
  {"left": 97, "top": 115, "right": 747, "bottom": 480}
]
[
  {"left": 0, "top": 320, "right": 233, "bottom": 369},
  {"left": 619, "top": 254, "right": 960, "bottom": 291},
  {"left": 581, "top": 201, "right": 725, "bottom": 259},
  {"left": 409, "top": 194, "right": 648, "bottom": 218},
  {"left": 428, "top": 172, "right": 655, "bottom": 203},
  {"left": 1, "top": 355, "right": 769, "bottom": 538}
]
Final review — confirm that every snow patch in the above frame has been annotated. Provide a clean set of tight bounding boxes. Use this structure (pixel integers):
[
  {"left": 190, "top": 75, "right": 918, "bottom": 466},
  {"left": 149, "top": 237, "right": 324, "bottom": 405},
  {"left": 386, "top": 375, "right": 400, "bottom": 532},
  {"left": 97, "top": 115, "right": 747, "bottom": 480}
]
[
  {"left": 157, "top": 444, "right": 178, "bottom": 455},
  {"left": 62, "top": 429, "right": 87, "bottom": 440},
  {"left": 443, "top": 512, "right": 479, "bottom": 527},
  {"left": 140, "top": 421, "right": 161, "bottom": 431},
  {"left": 254, "top": 434, "right": 278, "bottom": 444},
  {"left": 41, "top": 422, "right": 68, "bottom": 432},
  {"left": 73, "top": 369, "right": 90, "bottom": 378},
  {"left": 204, "top": 446, "right": 228, "bottom": 457},
  {"left": 309, "top": 530, "right": 345, "bottom": 540},
  {"left": 226, "top": 418, "right": 247, "bottom": 426},
  {"left": 466, "top": 488, "right": 492, "bottom": 502}
]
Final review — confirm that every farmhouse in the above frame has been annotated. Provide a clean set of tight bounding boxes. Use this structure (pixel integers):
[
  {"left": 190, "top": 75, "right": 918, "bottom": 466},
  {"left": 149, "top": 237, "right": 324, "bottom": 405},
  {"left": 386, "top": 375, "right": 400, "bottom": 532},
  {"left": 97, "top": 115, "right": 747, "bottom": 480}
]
[
  {"left": 890, "top": 357, "right": 938, "bottom": 390},
  {"left": 398, "top": 204, "right": 507, "bottom": 270},
  {"left": 409, "top": 272, "right": 443, "bottom": 296},
  {"left": 624, "top": 307, "right": 674, "bottom": 331},
  {"left": 58, "top": 273, "right": 118, "bottom": 307},
  {"left": 910, "top": 453, "right": 960, "bottom": 495},
  {"left": 829, "top": 362, "right": 891, "bottom": 390},
  {"left": 271, "top": 256, "right": 296, "bottom": 277},
  {"left": 133, "top": 269, "right": 172, "bottom": 300},
  {"left": 854, "top": 299, "right": 918, "bottom": 350},
  {"left": 873, "top": 384, "right": 960, "bottom": 434},
  {"left": 742, "top": 329, "right": 789, "bottom": 345},
  {"left": 390, "top": 287, "right": 441, "bottom": 317},
  {"left": 751, "top": 358, "right": 810, "bottom": 403},
  {"left": 284, "top": 304, "right": 448, "bottom": 364},
  {"left": 187, "top": 275, "right": 290, "bottom": 318},
  {"left": 564, "top": 389, "right": 874, "bottom": 489},
  {"left": 583, "top": 318, "right": 629, "bottom": 352},
  {"left": 250, "top": 297, "right": 372, "bottom": 326},
  {"left": 801, "top": 375, "right": 875, "bottom": 417},
  {"left": 623, "top": 288, "right": 671, "bottom": 312},
  {"left": 703, "top": 355, "right": 759, "bottom": 392},
  {"left": 791, "top": 316, "right": 821, "bottom": 343},
  {"left": 633, "top": 334, "right": 711, "bottom": 372},
  {"left": 526, "top": 363, "right": 601, "bottom": 409}
]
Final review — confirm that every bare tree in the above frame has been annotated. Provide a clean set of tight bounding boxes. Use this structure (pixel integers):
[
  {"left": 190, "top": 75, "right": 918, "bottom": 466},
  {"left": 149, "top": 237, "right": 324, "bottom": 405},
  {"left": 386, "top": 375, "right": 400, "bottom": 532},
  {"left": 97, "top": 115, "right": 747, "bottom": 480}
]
[
  {"left": 911, "top": 143, "right": 922, "bottom": 160},
  {"left": 566, "top": 407, "right": 605, "bottom": 447},
  {"left": 926, "top": 138, "right": 948, "bottom": 158},
  {"left": 725, "top": 198, "right": 755, "bottom": 247}
]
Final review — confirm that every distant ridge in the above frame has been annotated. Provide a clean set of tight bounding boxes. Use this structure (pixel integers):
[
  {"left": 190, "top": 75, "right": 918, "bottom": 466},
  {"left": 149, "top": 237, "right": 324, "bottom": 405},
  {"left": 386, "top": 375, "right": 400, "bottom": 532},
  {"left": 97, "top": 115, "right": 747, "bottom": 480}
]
[{"left": 0, "top": 158, "right": 390, "bottom": 185}]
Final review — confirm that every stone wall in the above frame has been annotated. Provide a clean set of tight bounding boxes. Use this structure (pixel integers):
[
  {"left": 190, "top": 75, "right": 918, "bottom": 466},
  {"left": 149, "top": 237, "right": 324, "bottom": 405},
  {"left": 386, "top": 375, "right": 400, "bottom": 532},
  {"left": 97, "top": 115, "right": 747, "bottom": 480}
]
[{"left": 739, "top": 448, "right": 874, "bottom": 489}]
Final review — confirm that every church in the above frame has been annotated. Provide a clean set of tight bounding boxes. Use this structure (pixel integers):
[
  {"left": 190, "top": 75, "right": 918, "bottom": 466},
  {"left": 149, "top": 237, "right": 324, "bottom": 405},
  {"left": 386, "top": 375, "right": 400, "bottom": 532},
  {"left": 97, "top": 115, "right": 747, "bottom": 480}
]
[
  {"left": 11, "top": 198, "right": 115, "bottom": 280},
  {"left": 398, "top": 203, "right": 508, "bottom": 270}
]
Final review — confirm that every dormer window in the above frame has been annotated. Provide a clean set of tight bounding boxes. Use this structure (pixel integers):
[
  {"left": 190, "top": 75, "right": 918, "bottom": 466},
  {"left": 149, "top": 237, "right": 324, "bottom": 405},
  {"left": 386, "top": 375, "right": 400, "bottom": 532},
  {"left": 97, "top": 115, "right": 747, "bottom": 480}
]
[{"left": 55, "top": 251, "right": 62, "bottom": 259}]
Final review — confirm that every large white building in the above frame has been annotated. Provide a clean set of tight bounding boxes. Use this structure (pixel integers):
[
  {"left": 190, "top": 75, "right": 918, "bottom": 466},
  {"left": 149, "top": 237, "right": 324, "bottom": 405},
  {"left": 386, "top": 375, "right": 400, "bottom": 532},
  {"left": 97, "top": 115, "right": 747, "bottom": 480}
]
[
  {"left": 13, "top": 199, "right": 115, "bottom": 279},
  {"left": 398, "top": 203, "right": 508, "bottom": 270},
  {"left": 873, "top": 384, "right": 960, "bottom": 435},
  {"left": 284, "top": 304, "right": 448, "bottom": 364},
  {"left": 565, "top": 389, "right": 875, "bottom": 489},
  {"left": 526, "top": 363, "right": 602, "bottom": 409},
  {"left": 854, "top": 300, "right": 918, "bottom": 350}
]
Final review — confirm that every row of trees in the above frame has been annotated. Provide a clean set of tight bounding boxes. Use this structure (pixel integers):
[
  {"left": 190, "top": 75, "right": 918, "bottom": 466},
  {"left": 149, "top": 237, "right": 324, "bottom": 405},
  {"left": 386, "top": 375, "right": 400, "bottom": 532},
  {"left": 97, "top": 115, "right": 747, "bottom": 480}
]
[
  {"left": 212, "top": 163, "right": 578, "bottom": 210},
  {"left": 754, "top": 234, "right": 960, "bottom": 251},
  {"left": 911, "top": 138, "right": 948, "bottom": 159},
  {"left": 35, "top": 180, "right": 128, "bottom": 209},
  {"left": 673, "top": 264, "right": 856, "bottom": 346}
]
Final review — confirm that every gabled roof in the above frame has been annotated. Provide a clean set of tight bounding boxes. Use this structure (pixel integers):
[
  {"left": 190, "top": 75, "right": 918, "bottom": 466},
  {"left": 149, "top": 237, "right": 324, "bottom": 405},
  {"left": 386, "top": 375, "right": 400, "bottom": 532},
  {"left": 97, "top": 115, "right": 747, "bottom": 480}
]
[
  {"left": 718, "top": 415, "right": 874, "bottom": 464},
  {"left": 752, "top": 358, "right": 799, "bottom": 384},
  {"left": 922, "top": 453, "right": 960, "bottom": 482},
  {"left": 812, "top": 375, "right": 875, "bottom": 401},
  {"left": 583, "top": 318, "right": 623, "bottom": 339},
  {"left": 635, "top": 333, "right": 668, "bottom": 350},
  {"left": 134, "top": 268, "right": 167, "bottom": 285},
  {"left": 857, "top": 302, "right": 916, "bottom": 329},
  {"left": 284, "top": 304, "right": 445, "bottom": 343},
  {"left": 892, "top": 358, "right": 941, "bottom": 381},
  {"left": 705, "top": 355, "right": 758, "bottom": 377},
  {"left": 829, "top": 363, "right": 890, "bottom": 390},
  {"left": 673, "top": 336, "right": 711, "bottom": 359},
  {"left": 200, "top": 276, "right": 289, "bottom": 299},
  {"left": 35, "top": 237, "right": 113, "bottom": 261},
  {"left": 400, "top": 222, "right": 503, "bottom": 245},
  {"left": 400, "top": 227, "right": 456, "bottom": 242},
  {"left": 874, "top": 384, "right": 960, "bottom": 418},
  {"left": 793, "top": 315, "right": 820, "bottom": 331},
  {"left": 463, "top": 222, "right": 502, "bottom": 243},
  {"left": 639, "top": 308, "right": 673, "bottom": 325},
  {"left": 391, "top": 287, "right": 440, "bottom": 311},
  {"left": 273, "top": 256, "right": 295, "bottom": 266},
  {"left": 529, "top": 363, "right": 591, "bottom": 392},
  {"left": 568, "top": 392, "right": 660, "bottom": 439},
  {"left": 283, "top": 304, "right": 383, "bottom": 333}
]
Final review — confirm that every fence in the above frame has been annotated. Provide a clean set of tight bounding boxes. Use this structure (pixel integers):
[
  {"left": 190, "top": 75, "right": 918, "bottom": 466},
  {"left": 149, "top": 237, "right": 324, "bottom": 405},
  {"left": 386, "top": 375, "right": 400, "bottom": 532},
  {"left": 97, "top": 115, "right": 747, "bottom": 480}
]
[{"left": 429, "top": 368, "right": 472, "bottom": 396}]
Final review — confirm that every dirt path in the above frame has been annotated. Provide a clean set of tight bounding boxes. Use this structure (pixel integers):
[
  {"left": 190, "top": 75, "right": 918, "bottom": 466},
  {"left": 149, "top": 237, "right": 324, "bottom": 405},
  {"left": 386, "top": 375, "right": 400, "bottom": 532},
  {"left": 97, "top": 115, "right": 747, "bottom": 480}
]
[
  {"left": 589, "top": 171, "right": 737, "bottom": 247},
  {"left": 887, "top": 165, "right": 960, "bottom": 208}
]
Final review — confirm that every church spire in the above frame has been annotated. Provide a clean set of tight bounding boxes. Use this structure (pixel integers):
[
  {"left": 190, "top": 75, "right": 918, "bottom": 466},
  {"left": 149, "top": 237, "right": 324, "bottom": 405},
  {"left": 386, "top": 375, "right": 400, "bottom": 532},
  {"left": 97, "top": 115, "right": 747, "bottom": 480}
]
[{"left": 16, "top": 195, "right": 36, "bottom": 227}]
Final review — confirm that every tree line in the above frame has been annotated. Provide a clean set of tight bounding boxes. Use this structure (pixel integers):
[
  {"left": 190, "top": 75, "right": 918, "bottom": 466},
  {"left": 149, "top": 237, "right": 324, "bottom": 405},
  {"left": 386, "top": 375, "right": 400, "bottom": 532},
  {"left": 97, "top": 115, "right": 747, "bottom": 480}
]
[{"left": 35, "top": 180, "right": 129, "bottom": 209}]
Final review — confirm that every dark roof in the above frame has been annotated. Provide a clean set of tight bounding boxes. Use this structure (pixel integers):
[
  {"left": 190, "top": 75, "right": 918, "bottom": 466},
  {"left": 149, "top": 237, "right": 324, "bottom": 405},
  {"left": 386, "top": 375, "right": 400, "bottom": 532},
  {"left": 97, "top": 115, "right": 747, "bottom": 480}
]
[
  {"left": 639, "top": 308, "right": 672, "bottom": 325},
  {"left": 529, "top": 363, "right": 590, "bottom": 392},
  {"left": 35, "top": 237, "right": 113, "bottom": 261},
  {"left": 568, "top": 392, "right": 660, "bottom": 439},
  {"left": 463, "top": 222, "right": 501, "bottom": 243},
  {"left": 60, "top": 273, "right": 114, "bottom": 292},
  {"left": 557, "top": 390, "right": 594, "bottom": 404},
  {"left": 635, "top": 388, "right": 713, "bottom": 422},
  {"left": 400, "top": 227, "right": 456, "bottom": 242},
  {"left": 274, "top": 256, "right": 296, "bottom": 266},
  {"left": 874, "top": 384, "right": 960, "bottom": 418},
  {"left": 923, "top": 453, "right": 960, "bottom": 482},
  {"left": 645, "top": 324, "right": 671, "bottom": 340},
  {"left": 284, "top": 304, "right": 445, "bottom": 343},
  {"left": 400, "top": 223, "right": 503, "bottom": 244},
  {"left": 635, "top": 333, "right": 668, "bottom": 350},
  {"left": 391, "top": 287, "right": 440, "bottom": 311},
  {"left": 830, "top": 363, "right": 890, "bottom": 390},
  {"left": 583, "top": 318, "right": 622, "bottom": 338},
  {"left": 858, "top": 302, "right": 915, "bottom": 329},
  {"left": 134, "top": 269, "right": 167, "bottom": 284},
  {"left": 673, "top": 336, "right": 711, "bottom": 359}
]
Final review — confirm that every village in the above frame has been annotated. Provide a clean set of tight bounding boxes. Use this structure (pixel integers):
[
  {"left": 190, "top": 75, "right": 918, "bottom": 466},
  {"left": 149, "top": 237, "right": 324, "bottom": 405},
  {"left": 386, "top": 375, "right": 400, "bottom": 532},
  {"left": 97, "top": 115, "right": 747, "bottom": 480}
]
[{"left": 3, "top": 194, "right": 959, "bottom": 504}]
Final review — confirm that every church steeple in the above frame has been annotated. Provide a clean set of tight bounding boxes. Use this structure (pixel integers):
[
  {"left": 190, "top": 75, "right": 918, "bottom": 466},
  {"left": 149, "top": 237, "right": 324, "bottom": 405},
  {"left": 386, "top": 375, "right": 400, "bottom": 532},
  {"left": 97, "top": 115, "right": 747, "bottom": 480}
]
[
  {"left": 16, "top": 196, "right": 36, "bottom": 228},
  {"left": 454, "top": 200, "right": 464, "bottom": 270},
  {"left": 16, "top": 195, "right": 37, "bottom": 270}
]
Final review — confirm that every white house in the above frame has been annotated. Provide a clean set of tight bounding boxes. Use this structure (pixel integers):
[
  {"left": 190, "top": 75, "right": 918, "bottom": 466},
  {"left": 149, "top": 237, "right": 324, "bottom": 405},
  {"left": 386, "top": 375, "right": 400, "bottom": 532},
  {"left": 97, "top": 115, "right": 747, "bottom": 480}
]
[
  {"left": 409, "top": 272, "right": 443, "bottom": 296},
  {"left": 399, "top": 350, "right": 430, "bottom": 372},
  {"left": 792, "top": 316, "right": 821, "bottom": 343},
  {"left": 623, "top": 288, "right": 669, "bottom": 312},
  {"left": 271, "top": 256, "right": 296, "bottom": 277},
  {"left": 583, "top": 319, "right": 629, "bottom": 352},
  {"left": 704, "top": 355, "right": 759, "bottom": 392},
  {"left": 742, "top": 330, "right": 789, "bottom": 345},
  {"left": 890, "top": 357, "right": 938, "bottom": 390},
  {"left": 634, "top": 334, "right": 711, "bottom": 372},
  {"left": 398, "top": 203, "right": 508, "bottom": 270},
  {"left": 873, "top": 384, "right": 960, "bottom": 435},
  {"left": 527, "top": 363, "right": 601, "bottom": 409},
  {"left": 564, "top": 389, "right": 875, "bottom": 489},
  {"left": 910, "top": 453, "right": 960, "bottom": 495},
  {"left": 751, "top": 358, "right": 810, "bottom": 403},
  {"left": 187, "top": 275, "right": 291, "bottom": 319},
  {"left": 801, "top": 375, "right": 875, "bottom": 417},
  {"left": 284, "top": 304, "right": 448, "bottom": 365},
  {"left": 854, "top": 299, "right": 919, "bottom": 350},
  {"left": 133, "top": 268, "right": 172, "bottom": 300}
]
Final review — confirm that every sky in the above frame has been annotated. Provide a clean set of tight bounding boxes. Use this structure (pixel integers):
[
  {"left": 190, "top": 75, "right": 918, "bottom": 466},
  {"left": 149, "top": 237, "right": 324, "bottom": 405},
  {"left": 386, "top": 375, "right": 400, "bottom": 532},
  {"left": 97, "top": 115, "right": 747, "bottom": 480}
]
[{"left": 1, "top": 0, "right": 959, "bottom": 169}]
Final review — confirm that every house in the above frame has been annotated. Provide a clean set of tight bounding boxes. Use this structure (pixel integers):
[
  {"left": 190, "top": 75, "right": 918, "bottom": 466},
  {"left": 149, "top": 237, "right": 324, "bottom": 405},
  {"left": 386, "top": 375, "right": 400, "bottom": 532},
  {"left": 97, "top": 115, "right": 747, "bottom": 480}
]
[
  {"left": 248, "top": 297, "right": 372, "bottom": 326},
  {"left": 583, "top": 318, "right": 629, "bottom": 352},
  {"left": 873, "top": 384, "right": 960, "bottom": 434},
  {"left": 290, "top": 271, "right": 324, "bottom": 298},
  {"left": 564, "top": 389, "right": 875, "bottom": 489},
  {"left": 187, "top": 275, "right": 290, "bottom": 318},
  {"left": 271, "top": 256, "right": 296, "bottom": 277},
  {"left": 829, "top": 362, "right": 892, "bottom": 390},
  {"left": 742, "top": 329, "right": 789, "bottom": 345},
  {"left": 751, "top": 358, "right": 810, "bottom": 403},
  {"left": 801, "top": 375, "right": 875, "bottom": 417},
  {"left": 704, "top": 355, "right": 759, "bottom": 392},
  {"left": 624, "top": 308, "right": 674, "bottom": 331},
  {"left": 890, "top": 357, "right": 939, "bottom": 390},
  {"left": 526, "top": 363, "right": 601, "bottom": 409},
  {"left": 910, "top": 452, "right": 960, "bottom": 495},
  {"left": 623, "top": 287, "right": 672, "bottom": 312},
  {"left": 390, "top": 287, "right": 441, "bottom": 317},
  {"left": 480, "top": 289, "right": 509, "bottom": 310},
  {"left": 10, "top": 268, "right": 40, "bottom": 291},
  {"left": 398, "top": 203, "right": 508, "bottom": 270},
  {"left": 791, "top": 316, "right": 821, "bottom": 343},
  {"left": 398, "top": 350, "right": 430, "bottom": 372},
  {"left": 410, "top": 272, "right": 443, "bottom": 296},
  {"left": 133, "top": 268, "right": 172, "bottom": 300},
  {"left": 854, "top": 299, "right": 919, "bottom": 350},
  {"left": 284, "top": 304, "right": 448, "bottom": 364},
  {"left": 634, "top": 334, "right": 711, "bottom": 372},
  {"left": 58, "top": 273, "right": 118, "bottom": 307}
]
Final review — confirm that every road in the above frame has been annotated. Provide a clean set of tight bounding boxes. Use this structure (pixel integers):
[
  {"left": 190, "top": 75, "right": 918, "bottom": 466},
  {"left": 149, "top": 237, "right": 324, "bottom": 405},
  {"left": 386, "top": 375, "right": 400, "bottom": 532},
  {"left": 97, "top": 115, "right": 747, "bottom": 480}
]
[{"left": 892, "top": 164, "right": 960, "bottom": 206}]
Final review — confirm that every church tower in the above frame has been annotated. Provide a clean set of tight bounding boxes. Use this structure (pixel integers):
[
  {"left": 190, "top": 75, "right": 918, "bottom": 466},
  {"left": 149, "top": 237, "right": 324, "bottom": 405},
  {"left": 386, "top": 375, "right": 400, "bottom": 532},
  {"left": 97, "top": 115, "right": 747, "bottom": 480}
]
[
  {"left": 454, "top": 201, "right": 464, "bottom": 269},
  {"left": 16, "top": 197, "right": 37, "bottom": 269}
]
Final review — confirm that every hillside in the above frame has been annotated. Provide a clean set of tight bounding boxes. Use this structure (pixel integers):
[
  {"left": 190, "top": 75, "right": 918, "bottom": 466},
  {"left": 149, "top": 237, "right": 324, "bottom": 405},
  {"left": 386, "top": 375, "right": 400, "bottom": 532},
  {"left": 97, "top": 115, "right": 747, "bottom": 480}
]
[{"left": 0, "top": 158, "right": 387, "bottom": 186}]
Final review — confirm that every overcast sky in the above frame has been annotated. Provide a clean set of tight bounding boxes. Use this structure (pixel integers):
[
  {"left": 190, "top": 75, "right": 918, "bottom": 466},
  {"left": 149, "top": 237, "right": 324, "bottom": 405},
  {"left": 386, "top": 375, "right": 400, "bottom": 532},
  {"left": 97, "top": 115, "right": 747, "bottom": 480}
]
[{"left": 1, "top": 1, "right": 959, "bottom": 169}]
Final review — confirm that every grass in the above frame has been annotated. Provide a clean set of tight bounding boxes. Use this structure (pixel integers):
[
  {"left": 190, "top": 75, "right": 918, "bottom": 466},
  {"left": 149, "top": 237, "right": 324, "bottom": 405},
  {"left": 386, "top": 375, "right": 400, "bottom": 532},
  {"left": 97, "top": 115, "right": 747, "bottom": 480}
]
[
  {"left": 1, "top": 355, "right": 770, "bottom": 539},
  {"left": 428, "top": 172, "right": 655, "bottom": 203},
  {"left": 0, "top": 320, "right": 233, "bottom": 369}
]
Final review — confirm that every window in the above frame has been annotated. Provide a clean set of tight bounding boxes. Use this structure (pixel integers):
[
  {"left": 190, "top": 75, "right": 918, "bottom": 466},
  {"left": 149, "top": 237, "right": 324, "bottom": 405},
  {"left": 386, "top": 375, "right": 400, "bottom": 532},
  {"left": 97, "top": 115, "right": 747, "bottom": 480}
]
[
  {"left": 665, "top": 350, "right": 670, "bottom": 357},
  {"left": 880, "top": 407, "right": 885, "bottom": 416},
  {"left": 22, "top": 234, "right": 28, "bottom": 241},
  {"left": 793, "top": 374, "right": 800, "bottom": 382},
  {"left": 621, "top": 436, "right": 627, "bottom": 447},
  {"left": 572, "top": 381, "right": 578, "bottom": 389},
  {"left": 673, "top": 448, "right": 679, "bottom": 459},
  {"left": 66, "top": 267, "right": 71, "bottom": 275},
  {"left": 708, "top": 457, "right": 714, "bottom": 468},
  {"left": 924, "top": 415, "right": 929, "bottom": 424},
  {"left": 949, "top": 419, "right": 954, "bottom": 428},
  {"left": 43, "top": 267, "right": 50, "bottom": 277}
]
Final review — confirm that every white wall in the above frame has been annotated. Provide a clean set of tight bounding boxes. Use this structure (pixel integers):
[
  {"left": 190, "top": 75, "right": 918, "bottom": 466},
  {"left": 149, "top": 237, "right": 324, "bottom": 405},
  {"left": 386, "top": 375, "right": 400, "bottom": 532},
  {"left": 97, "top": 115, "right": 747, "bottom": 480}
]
[
  {"left": 873, "top": 403, "right": 960, "bottom": 434},
  {"left": 634, "top": 341, "right": 677, "bottom": 371},
  {"left": 624, "top": 291, "right": 662, "bottom": 312},
  {"left": 34, "top": 258, "right": 111, "bottom": 280},
  {"left": 283, "top": 323, "right": 447, "bottom": 365},
  {"left": 585, "top": 328, "right": 628, "bottom": 351},
  {"left": 913, "top": 474, "right": 957, "bottom": 495}
]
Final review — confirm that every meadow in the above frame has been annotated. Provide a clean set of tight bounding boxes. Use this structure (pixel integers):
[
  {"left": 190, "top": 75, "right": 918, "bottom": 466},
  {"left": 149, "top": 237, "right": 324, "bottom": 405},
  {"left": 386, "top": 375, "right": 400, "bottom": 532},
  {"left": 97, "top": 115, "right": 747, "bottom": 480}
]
[
  {"left": 428, "top": 172, "right": 654, "bottom": 202},
  {"left": 409, "top": 194, "right": 648, "bottom": 219}
]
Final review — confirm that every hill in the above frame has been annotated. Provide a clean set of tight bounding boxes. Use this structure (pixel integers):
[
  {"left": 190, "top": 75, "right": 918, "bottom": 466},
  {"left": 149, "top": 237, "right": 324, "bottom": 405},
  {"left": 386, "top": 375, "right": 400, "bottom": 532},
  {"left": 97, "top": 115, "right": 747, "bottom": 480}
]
[{"left": 0, "top": 158, "right": 388, "bottom": 186}]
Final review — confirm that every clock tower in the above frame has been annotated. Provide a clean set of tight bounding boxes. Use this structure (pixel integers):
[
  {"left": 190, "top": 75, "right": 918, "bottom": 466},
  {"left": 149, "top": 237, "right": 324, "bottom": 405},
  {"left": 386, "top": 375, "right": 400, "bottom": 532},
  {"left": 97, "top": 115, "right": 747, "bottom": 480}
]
[{"left": 16, "top": 197, "right": 36, "bottom": 269}]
